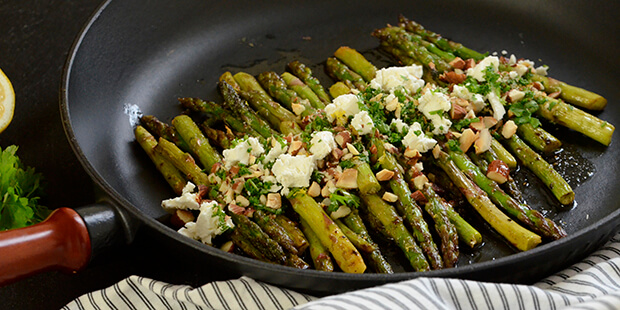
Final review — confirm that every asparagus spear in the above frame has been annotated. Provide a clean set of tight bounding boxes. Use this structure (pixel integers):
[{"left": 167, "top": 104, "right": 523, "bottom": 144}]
[
  {"left": 329, "top": 81, "right": 351, "bottom": 98},
  {"left": 536, "top": 96, "right": 614, "bottom": 146},
  {"left": 434, "top": 150, "right": 542, "bottom": 251},
  {"left": 230, "top": 229, "right": 273, "bottom": 263},
  {"left": 325, "top": 57, "right": 367, "bottom": 90},
  {"left": 287, "top": 60, "right": 331, "bottom": 104},
  {"left": 253, "top": 210, "right": 300, "bottom": 255},
  {"left": 233, "top": 72, "right": 302, "bottom": 136},
  {"left": 300, "top": 218, "right": 334, "bottom": 272},
  {"left": 500, "top": 134, "right": 575, "bottom": 205},
  {"left": 288, "top": 190, "right": 367, "bottom": 273},
  {"left": 154, "top": 137, "right": 210, "bottom": 186},
  {"left": 334, "top": 219, "right": 377, "bottom": 253},
  {"left": 360, "top": 194, "right": 431, "bottom": 272},
  {"left": 274, "top": 214, "right": 309, "bottom": 254},
  {"left": 257, "top": 71, "right": 316, "bottom": 118},
  {"left": 281, "top": 72, "right": 325, "bottom": 109},
  {"left": 218, "top": 80, "right": 277, "bottom": 139},
  {"left": 229, "top": 212, "right": 287, "bottom": 265},
  {"left": 134, "top": 126, "right": 187, "bottom": 195},
  {"left": 341, "top": 210, "right": 393, "bottom": 274},
  {"left": 333, "top": 46, "right": 377, "bottom": 82},
  {"left": 353, "top": 157, "right": 382, "bottom": 195},
  {"left": 420, "top": 185, "right": 459, "bottom": 268},
  {"left": 172, "top": 115, "right": 222, "bottom": 171},
  {"left": 517, "top": 123, "right": 562, "bottom": 153},
  {"left": 469, "top": 150, "right": 525, "bottom": 204},
  {"left": 178, "top": 97, "right": 258, "bottom": 137},
  {"left": 490, "top": 138, "right": 518, "bottom": 170},
  {"left": 448, "top": 149, "right": 567, "bottom": 240},
  {"left": 140, "top": 115, "right": 191, "bottom": 153},
  {"left": 199, "top": 125, "right": 235, "bottom": 150}
]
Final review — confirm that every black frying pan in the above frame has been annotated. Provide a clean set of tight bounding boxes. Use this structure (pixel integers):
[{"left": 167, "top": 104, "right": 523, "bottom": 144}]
[{"left": 2, "top": 0, "right": 619, "bottom": 294}]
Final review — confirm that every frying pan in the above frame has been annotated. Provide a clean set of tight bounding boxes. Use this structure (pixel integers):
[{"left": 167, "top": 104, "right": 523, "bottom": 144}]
[{"left": 0, "top": 0, "right": 618, "bottom": 294}]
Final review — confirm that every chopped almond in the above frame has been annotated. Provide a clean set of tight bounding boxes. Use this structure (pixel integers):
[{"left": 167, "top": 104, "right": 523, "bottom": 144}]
[
  {"left": 334, "top": 131, "right": 352, "bottom": 148},
  {"left": 330, "top": 205, "right": 352, "bottom": 219},
  {"left": 548, "top": 91, "right": 561, "bottom": 99},
  {"left": 507, "top": 89, "right": 525, "bottom": 102},
  {"left": 450, "top": 102, "right": 468, "bottom": 120},
  {"left": 449, "top": 57, "right": 466, "bottom": 69},
  {"left": 308, "top": 181, "right": 321, "bottom": 197},
  {"left": 464, "top": 58, "right": 476, "bottom": 69},
  {"left": 236, "top": 195, "right": 250, "bottom": 207},
  {"left": 483, "top": 116, "right": 498, "bottom": 128},
  {"left": 266, "top": 193, "right": 282, "bottom": 209},
  {"left": 232, "top": 179, "right": 245, "bottom": 194},
  {"left": 291, "top": 103, "right": 306, "bottom": 116},
  {"left": 413, "top": 174, "right": 429, "bottom": 191},
  {"left": 288, "top": 140, "right": 303, "bottom": 155},
  {"left": 385, "top": 97, "right": 399, "bottom": 111},
  {"left": 411, "top": 190, "right": 428, "bottom": 205},
  {"left": 322, "top": 180, "right": 335, "bottom": 197},
  {"left": 220, "top": 241, "right": 235, "bottom": 253},
  {"left": 469, "top": 118, "right": 486, "bottom": 131},
  {"left": 376, "top": 169, "right": 395, "bottom": 181},
  {"left": 382, "top": 192, "right": 399, "bottom": 203},
  {"left": 169, "top": 209, "right": 195, "bottom": 229},
  {"left": 432, "top": 144, "right": 442, "bottom": 159},
  {"left": 228, "top": 203, "right": 246, "bottom": 215},
  {"left": 459, "top": 128, "right": 478, "bottom": 153},
  {"left": 502, "top": 120, "right": 518, "bottom": 139},
  {"left": 336, "top": 168, "right": 358, "bottom": 189},
  {"left": 440, "top": 71, "right": 467, "bottom": 84},
  {"left": 346, "top": 143, "right": 360, "bottom": 155},
  {"left": 474, "top": 128, "right": 492, "bottom": 154},
  {"left": 487, "top": 160, "right": 510, "bottom": 184},
  {"left": 404, "top": 147, "right": 421, "bottom": 159},
  {"left": 532, "top": 81, "right": 544, "bottom": 91}
]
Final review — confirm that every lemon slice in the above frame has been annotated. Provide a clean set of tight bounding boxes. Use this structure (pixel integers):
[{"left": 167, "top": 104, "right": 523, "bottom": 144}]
[{"left": 0, "top": 67, "right": 15, "bottom": 133}]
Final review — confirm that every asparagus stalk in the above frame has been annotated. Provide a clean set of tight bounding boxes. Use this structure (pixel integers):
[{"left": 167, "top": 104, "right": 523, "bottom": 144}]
[
  {"left": 281, "top": 72, "right": 325, "bottom": 109},
  {"left": 536, "top": 96, "right": 614, "bottom": 146},
  {"left": 218, "top": 80, "right": 277, "bottom": 139},
  {"left": 501, "top": 134, "right": 575, "bottom": 205},
  {"left": 333, "top": 46, "right": 377, "bottom": 82},
  {"left": 140, "top": 115, "right": 191, "bottom": 153},
  {"left": 353, "top": 157, "right": 382, "bottom": 195},
  {"left": 334, "top": 219, "right": 377, "bottom": 253},
  {"left": 230, "top": 229, "right": 272, "bottom": 263},
  {"left": 359, "top": 194, "right": 431, "bottom": 272},
  {"left": 420, "top": 185, "right": 459, "bottom": 268},
  {"left": 288, "top": 190, "right": 367, "bottom": 273},
  {"left": 434, "top": 150, "right": 542, "bottom": 251},
  {"left": 253, "top": 210, "right": 300, "bottom": 255},
  {"left": 233, "top": 72, "right": 302, "bottom": 136},
  {"left": 287, "top": 60, "right": 331, "bottom": 105},
  {"left": 178, "top": 97, "right": 258, "bottom": 137},
  {"left": 300, "top": 218, "right": 334, "bottom": 272},
  {"left": 341, "top": 210, "right": 393, "bottom": 274},
  {"left": 257, "top": 71, "right": 316, "bottom": 117},
  {"left": 134, "top": 126, "right": 187, "bottom": 195},
  {"left": 469, "top": 151, "right": 525, "bottom": 204},
  {"left": 329, "top": 81, "right": 351, "bottom": 98},
  {"left": 448, "top": 149, "right": 567, "bottom": 240},
  {"left": 517, "top": 123, "right": 562, "bottom": 153},
  {"left": 369, "top": 136, "right": 443, "bottom": 269},
  {"left": 325, "top": 57, "right": 367, "bottom": 90},
  {"left": 491, "top": 138, "right": 518, "bottom": 170},
  {"left": 274, "top": 214, "right": 309, "bottom": 254},
  {"left": 172, "top": 115, "right": 222, "bottom": 171},
  {"left": 154, "top": 137, "right": 210, "bottom": 186},
  {"left": 229, "top": 212, "right": 287, "bottom": 265},
  {"left": 200, "top": 125, "right": 235, "bottom": 150}
]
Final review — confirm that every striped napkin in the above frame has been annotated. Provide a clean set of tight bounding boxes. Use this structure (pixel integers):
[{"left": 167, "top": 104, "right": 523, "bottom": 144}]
[{"left": 63, "top": 232, "right": 620, "bottom": 310}]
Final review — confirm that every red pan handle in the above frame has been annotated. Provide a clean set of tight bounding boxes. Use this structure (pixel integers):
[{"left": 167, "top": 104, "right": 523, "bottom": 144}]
[{"left": 0, "top": 207, "right": 92, "bottom": 286}]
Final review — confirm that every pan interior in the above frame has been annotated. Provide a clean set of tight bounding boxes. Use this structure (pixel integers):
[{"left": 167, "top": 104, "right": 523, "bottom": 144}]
[{"left": 63, "top": 0, "right": 620, "bottom": 286}]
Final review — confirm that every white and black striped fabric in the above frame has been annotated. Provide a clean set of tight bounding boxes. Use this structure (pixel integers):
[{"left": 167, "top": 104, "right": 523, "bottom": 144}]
[{"left": 64, "top": 233, "right": 620, "bottom": 310}]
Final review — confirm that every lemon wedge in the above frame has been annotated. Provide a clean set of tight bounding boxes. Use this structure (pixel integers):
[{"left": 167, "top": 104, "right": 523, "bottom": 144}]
[{"left": 0, "top": 67, "right": 15, "bottom": 133}]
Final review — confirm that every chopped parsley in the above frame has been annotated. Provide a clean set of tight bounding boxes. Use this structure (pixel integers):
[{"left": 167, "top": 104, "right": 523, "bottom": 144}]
[{"left": 327, "top": 189, "right": 360, "bottom": 213}]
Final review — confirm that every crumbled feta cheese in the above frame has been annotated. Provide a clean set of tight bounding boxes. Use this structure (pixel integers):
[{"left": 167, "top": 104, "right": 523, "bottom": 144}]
[
  {"left": 390, "top": 118, "right": 409, "bottom": 134},
  {"left": 451, "top": 84, "right": 485, "bottom": 112},
  {"left": 264, "top": 138, "right": 288, "bottom": 163},
  {"left": 324, "top": 94, "right": 362, "bottom": 122},
  {"left": 271, "top": 154, "right": 316, "bottom": 193},
  {"left": 535, "top": 65, "right": 548, "bottom": 76},
  {"left": 161, "top": 182, "right": 200, "bottom": 211},
  {"left": 223, "top": 137, "right": 265, "bottom": 168},
  {"left": 467, "top": 56, "right": 500, "bottom": 82},
  {"left": 369, "top": 65, "right": 425, "bottom": 94},
  {"left": 177, "top": 200, "right": 233, "bottom": 245},
  {"left": 417, "top": 90, "right": 452, "bottom": 135},
  {"left": 310, "top": 131, "right": 337, "bottom": 160},
  {"left": 402, "top": 122, "right": 437, "bottom": 153},
  {"left": 351, "top": 111, "right": 374, "bottom": 135},
  {"left": 486, "top": 91, "right": 506, "bottom": 120}
]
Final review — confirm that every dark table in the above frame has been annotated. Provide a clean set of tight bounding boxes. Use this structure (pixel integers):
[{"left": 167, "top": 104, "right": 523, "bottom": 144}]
[{"left": 0, "top": 1, "right": 236, "bottom": 309}]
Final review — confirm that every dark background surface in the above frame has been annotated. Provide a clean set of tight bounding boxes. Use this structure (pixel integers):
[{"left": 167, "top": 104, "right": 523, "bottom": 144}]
[{"left": 0, "top": 1, "right": 235, "bottom": 309}]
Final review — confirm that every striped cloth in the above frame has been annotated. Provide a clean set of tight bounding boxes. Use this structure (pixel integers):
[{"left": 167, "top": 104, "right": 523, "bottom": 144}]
[{"left": 64, "top": 233, "right": 620, "bottom": 310}]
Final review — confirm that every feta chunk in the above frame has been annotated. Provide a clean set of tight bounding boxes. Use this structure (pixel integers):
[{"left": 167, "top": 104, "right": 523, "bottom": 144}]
[
  {"left": 264, "top": 138, "right": 288, "bottom": 163},
  {"left": 390, "top": 118, "right": 409, "bottom": 134},
  {"left": 417, "top": 90, "right": 452, "bottom": 135},
  {"left": 223, "top": 137, "right": 265, "bottom": 168},
  {"left": 351, "top": 111, "right": 375, "bottom": 135},
  {"left": 402, "top": 122, "right": 437, "bottom": 153},
  {"left": 467, "top": 56, "right": 500, "bottom": 82},
  {"left": 271, "top": 154, "right": 316, "bottom": 193},
  {"left": 177, "top": 200, "right": 234, "bottom": 245},
  {"left": 486, "top": 91, "right": 506, "bottom": 120},
  {"left": 369, "top": 65, "right": 425, "bottom": 94},
  {"left": 324, "top": 94, "right": 362, "bottom": 122},
  {"left": 310, "top": 131, "right": 337, "bottom": 160},
  {"left": 161, "top": 182, "right": 200, "bottom": 211}
]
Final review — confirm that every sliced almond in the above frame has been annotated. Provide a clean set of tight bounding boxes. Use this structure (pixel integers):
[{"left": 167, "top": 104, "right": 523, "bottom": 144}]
[
  {"left": 266, "top": 193, "right": 282, "bottom": 209},
  {"left": 474, "top": 128, "right": 492, "bottom": 154},
  {"left": 346, "top": 143, "right": 360, "bottom": 155},
  {"left": 169, "top": 209, "right": 196, "bottom": 229},
  {"left": 459, "top": 128, "right": 478, "bottom": 153},
  {"left": 487, "top": 160, "right": 510, "bottom": 184},
  {"left": 502, "top": 120, "right": 518, "bottom": 139},
  {"left": 308, "top": 181, "right": 321, "bottom": 197},
  {"left": 375, "top": 169, "right": 395, "bottom": 181},
  {"left": 336, "top": 168, "right": 358, "bottom": 189},
  {"left": 382, "top": 192, "right": 399, "bottom": 203}
]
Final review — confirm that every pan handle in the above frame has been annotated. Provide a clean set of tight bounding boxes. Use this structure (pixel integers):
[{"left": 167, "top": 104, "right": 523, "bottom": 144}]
[{"left": 0, "top": 203, "right": 131, "bottom": 286}]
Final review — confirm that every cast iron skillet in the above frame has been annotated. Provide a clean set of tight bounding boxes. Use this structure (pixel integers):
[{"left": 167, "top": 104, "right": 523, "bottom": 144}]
[{"left": 1, "top": 0, "right": 619, "bottom": 294}]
